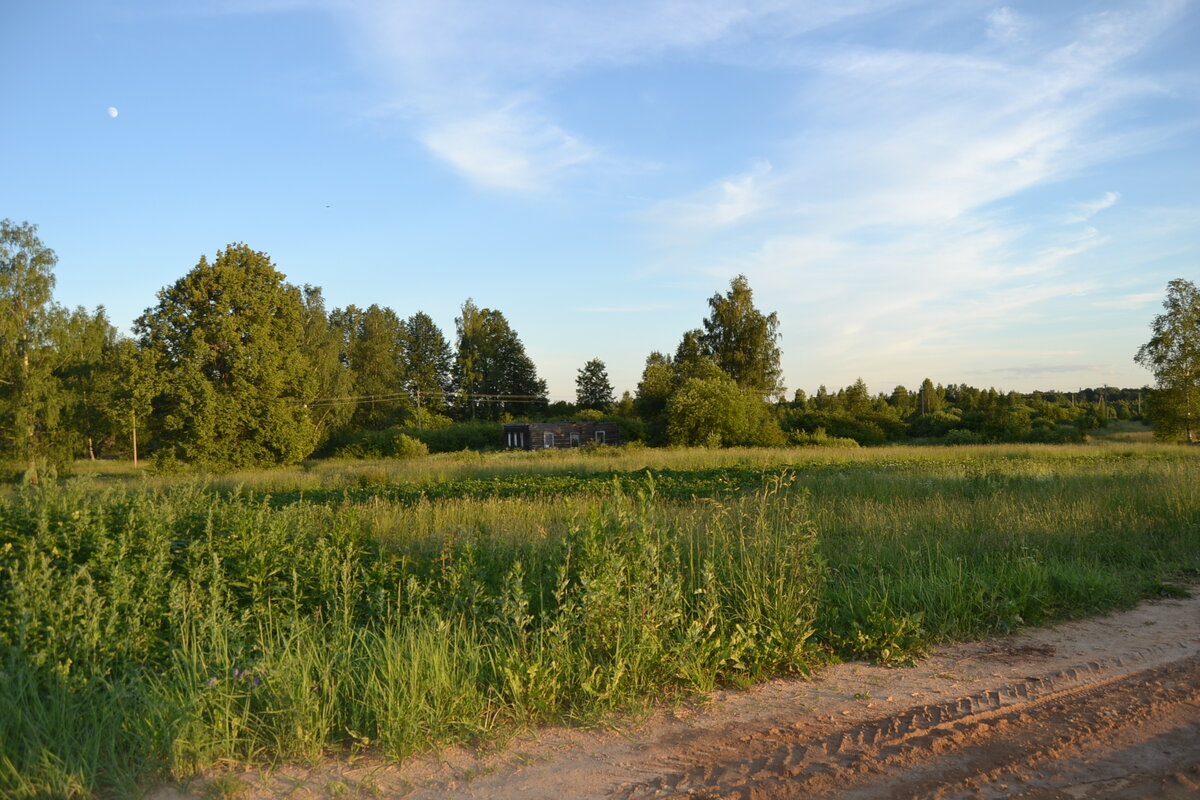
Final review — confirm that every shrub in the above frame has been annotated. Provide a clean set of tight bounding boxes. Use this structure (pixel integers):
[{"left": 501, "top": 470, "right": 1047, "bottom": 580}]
[
  {"left": 942, "top": 428, "right": 982, "bottom": 445},
  {"left": 401, "top": 422, "right": 504, "bottom": 453},
  {"left": 788, "top": 428, "right": 860, "bottom": 448},
  {"left": 667, "top": 375, "right": 784, "bottom": 447},
  {"left": 331, "top": 430, "right": 429, "bottom": 459}
]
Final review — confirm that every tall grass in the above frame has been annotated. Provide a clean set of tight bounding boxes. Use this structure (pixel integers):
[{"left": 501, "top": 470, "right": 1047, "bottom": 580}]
[
  {"left": 2, "top": 442, "right": 1197, "bottom": 797},
  {"left": 1, "top": 476, "right": 818, "bottom": 797}
]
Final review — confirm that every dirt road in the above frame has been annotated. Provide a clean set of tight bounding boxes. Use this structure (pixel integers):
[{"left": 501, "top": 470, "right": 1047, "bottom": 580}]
[{"left": 182, "top": 591, "right": 1200, "bottom": 799}]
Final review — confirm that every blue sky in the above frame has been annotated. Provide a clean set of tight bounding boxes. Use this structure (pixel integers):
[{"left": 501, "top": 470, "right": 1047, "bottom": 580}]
[{"left": 4, "top": 0, "right": 1198, "bottom": 400}]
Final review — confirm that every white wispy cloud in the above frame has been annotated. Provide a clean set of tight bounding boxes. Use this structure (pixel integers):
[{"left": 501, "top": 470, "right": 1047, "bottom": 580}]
[
  {"left": 419, "top": 105, "right": 597, "bottom": 193},
  {"left": 647, "top": 161, "right": 774, "bottom": 229},
  {"left": 1066, "top": 191, "right": 1121, "bottom": 223},
  {"left": 986, "top": 7, "right": 1029, "bottom": 43},
  {"left": 210, "top": 0, "right": 1195, "bottom": 391},
  {"left": 318, "top": 0, "right": 901, "bottom": 191},
  {"left": 1093, "top": 292, "right": 1160, "bottom": 309},
  {"left": 644, "top": 0, "right": 1190, "bottom": 387}
]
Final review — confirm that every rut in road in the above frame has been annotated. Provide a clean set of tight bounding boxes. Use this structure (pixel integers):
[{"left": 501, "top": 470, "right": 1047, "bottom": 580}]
[{"left": 615, "top": 649, "right": 1200, "bottom": 800}]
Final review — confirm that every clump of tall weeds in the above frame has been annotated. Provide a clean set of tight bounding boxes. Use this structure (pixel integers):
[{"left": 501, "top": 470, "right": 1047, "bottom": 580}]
[{"left": 0, "top": 475, "right": 821, "bottom": 797}]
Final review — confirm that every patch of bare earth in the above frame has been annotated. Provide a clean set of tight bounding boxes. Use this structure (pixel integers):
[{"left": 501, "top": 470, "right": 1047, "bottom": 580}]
[{"left": 167, "top": 591, "right": 1200, "bottom": 799}]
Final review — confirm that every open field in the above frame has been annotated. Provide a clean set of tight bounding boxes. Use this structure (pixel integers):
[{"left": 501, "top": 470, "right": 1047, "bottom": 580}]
[{"left": 2, "top": 432, "right": 1197, "bottom": 798}]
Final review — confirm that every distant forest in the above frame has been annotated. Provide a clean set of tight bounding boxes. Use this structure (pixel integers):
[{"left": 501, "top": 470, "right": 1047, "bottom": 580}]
[{"left": 0, "top": 222, "right": 1152, "bottom": 479}]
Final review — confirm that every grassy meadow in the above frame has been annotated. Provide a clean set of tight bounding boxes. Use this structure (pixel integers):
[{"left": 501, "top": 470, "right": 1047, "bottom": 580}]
[{"left": 2, "top": 427, "right": 1198, "bottom": 798}]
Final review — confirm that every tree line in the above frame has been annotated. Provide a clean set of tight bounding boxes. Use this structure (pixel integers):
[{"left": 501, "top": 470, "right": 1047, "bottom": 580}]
[
  {"left": 1, "top": 225, "right": 553, "bottom": 478},
  {"left": 2, "top": 219, "right": 1195, "bottom": 479}
]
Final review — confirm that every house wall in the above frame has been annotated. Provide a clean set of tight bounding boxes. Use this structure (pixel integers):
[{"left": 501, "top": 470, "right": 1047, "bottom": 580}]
[{"left": 503, "top": 422, "right": 620, "bottom": 450}]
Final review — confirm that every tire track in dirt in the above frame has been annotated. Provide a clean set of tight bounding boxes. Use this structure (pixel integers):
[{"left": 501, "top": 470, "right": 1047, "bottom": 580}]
[
  {"left": 171, "top": 596, "right": 1200, "bottom": 800},
  {"left": 615, "top": 649, "right": 1200, "bottom": 800}
]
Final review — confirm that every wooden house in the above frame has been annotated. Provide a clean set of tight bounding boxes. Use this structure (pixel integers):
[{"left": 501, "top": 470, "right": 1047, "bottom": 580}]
[{"left": 503, "top": 421, "right": 620, "bottom": 450}]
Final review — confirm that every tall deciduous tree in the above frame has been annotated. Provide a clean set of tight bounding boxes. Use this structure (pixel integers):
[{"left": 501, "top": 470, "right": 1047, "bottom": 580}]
[
  {"left": 0, "top": 220, "right": 61, "bottom": 482},
  {"left": 404, "top": 311, "right": 453, "bottom": 412},
  {"left": 53, "top": 306, "right": 119, "bottom": 460},
  {"left": 634, "top": 351, "right": 675, "bottom": 444},
  {"left": 701, "top": 274, "right": 784, "bottom": 397},
  {"left": 917, "top": 377, "right": 944, "bottom": 415},
  {"left": 575, "top": 357, "right": 614, "bottom": 411},
  {"left": 135, "top": 244, "right": 318, "bottom": 468},
  {"left": 452, "top": 299, "right": 547, "bottom": 420},
  {"left": 337, "top": 303, "right": 411, "bottom": 430},
  {"left": 299, "top": 286, "right": 354, "bottom": 443},
  {"left": 1136, "top": 279, "right": 1200, "bottom": 443},
  {"left": 673, "top": 329, "right": 724, "bottom": 384},
  {"left": 94, "top": 337, "right": 158, "bottom": 465}
]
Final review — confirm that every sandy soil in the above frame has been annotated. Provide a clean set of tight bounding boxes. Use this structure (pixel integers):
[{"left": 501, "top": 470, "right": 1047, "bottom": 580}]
[{"left": 172, "top": 590, "right": 1200, "bottom": 800}]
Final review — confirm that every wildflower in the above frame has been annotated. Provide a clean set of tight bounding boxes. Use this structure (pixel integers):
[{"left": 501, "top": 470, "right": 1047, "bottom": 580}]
[{"left": 208, "top": 677, "right": 219, "bottom": 687}]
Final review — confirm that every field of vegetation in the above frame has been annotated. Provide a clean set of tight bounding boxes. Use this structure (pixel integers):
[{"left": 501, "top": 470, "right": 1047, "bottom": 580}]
[{"left": 2, "top": 431, "right": 1198, "bottom": 798}]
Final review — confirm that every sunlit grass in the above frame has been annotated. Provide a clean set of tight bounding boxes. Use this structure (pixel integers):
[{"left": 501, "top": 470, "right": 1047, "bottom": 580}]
[{"left": 2, "top": 433, "right": 1197, "bottom": 798}]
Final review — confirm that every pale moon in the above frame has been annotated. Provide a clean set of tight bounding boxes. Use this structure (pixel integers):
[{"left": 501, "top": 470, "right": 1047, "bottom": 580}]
[{"left": 107, "top": 107, "right": 119, "bottom": 118}]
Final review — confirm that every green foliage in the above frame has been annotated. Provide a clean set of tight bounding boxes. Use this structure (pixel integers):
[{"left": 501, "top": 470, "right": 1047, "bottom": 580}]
[
  {"left": 782, "top": 408, "right": 903, "bottom": 446},
  {"left": 700, "top": 275, "right": 783, "bottom": 396},
  {"left": 0, "top": 220, "right": 64, "bottom": 482},
  {"left": 634, "top": 352, "right": 674, "bottom": 444},
  {"left": 672, "top": 329, "right": 724, "bottom": 385},
  {"left": 401, "top": 421, "right": 505, "bottom": 453},
  {"left": 1136, "top": 279, "right": 1200, "bottom": 442},
  {"left": 135, "top": 244, "right": 319, "bottom": 468},
  {"left": 2, "top": 445, "right": 1200, "bottom": 796},
  {"left": 574, "top": 357, "right": 614, "bottom": 411},
  {"left": 331, "top": 304, "right": 412, "bottom": 430},
  {"left": 452, "top": 300, "right": 547, "bottom": 420},
  {"left": 332, "top": 431, "right": 429, "bottom": 460},
  {"left": 917, "top": 378, "right": 944, "bottom": 414},
  {"left": 0, "top": 476, "right": 821, "bottom": 795},
  {"left": 51, "top": 307, "right": 121, "bottom": 461},
  {"left": 404, "top": 311, "right": 453, "bottom": 412},
  {"left": 299, "top": 287, "right": 355, "bottom": 445},
  {"left": 942, "top": 428, "right": 983, "bottom": 445},
  {"left": 666, "top": 374, "right": 784, "bottom": 447},
  {"left": 787, "top": 428, "right": 860, "bottom": 448},
  {"left": 783, "top": 380, "right": 1132, "bottom": 447}
]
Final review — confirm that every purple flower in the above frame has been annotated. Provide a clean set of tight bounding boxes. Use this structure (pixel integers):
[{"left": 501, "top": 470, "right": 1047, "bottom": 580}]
[{"left": 208, "top": 677, "right": 219, "bottom": 686}]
